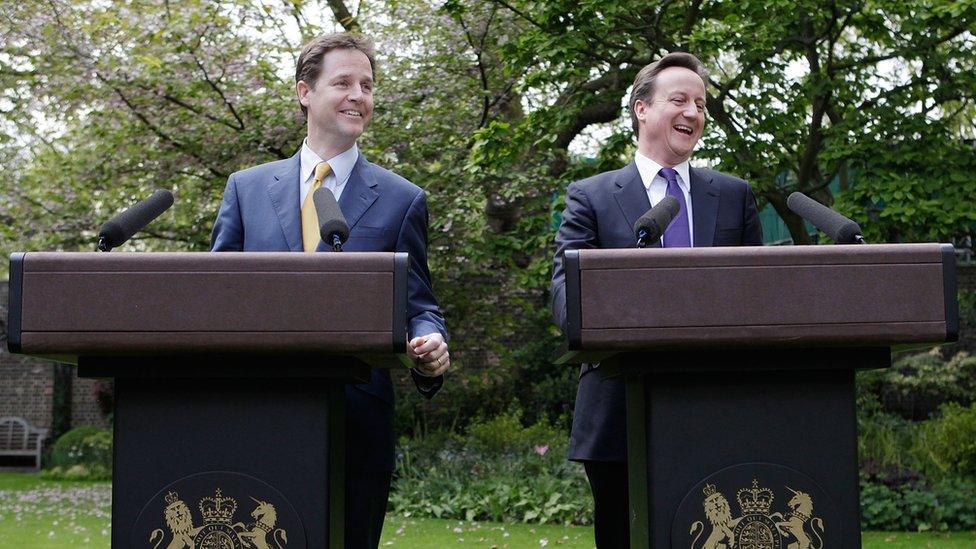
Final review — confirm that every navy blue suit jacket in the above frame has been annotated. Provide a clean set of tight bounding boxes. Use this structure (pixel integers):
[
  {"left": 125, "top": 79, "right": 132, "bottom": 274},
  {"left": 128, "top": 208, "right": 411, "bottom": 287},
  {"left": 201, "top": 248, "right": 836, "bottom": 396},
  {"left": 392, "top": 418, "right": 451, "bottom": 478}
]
[
  {"left": 550, "top": 161, "right": 762, "bottom": 462},
  {"left": 211, "top": 151, "right": 447, "bottom": 472}
]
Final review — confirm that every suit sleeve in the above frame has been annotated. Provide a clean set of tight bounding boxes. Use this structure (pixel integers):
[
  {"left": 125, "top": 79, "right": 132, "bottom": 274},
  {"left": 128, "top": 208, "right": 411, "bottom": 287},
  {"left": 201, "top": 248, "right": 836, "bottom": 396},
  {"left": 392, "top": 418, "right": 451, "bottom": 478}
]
[
  {"left": 397, "top": 189, "right": 448, "bottom": 399},
  {"left": 742, "top": 183, "right": 763, "bottom": 246},
  {"left": 397, "top": 189, "right": 447, "bottom": 340},
  {"left": 551, "top": 181, "right": 599, "bottom": 333},
  {"left": 210, "top": 174, "right": 244, "bottom": 252}
]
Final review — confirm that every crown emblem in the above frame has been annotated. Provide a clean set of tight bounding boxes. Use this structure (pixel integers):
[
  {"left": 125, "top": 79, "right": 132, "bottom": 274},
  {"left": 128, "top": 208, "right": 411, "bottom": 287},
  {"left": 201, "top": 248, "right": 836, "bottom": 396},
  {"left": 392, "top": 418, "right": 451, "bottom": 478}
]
[
  {"left": 199, "top": 488, "right": 237, "bottom": 524},
  {"left": 164, "top": 491, "right": 180, "bottom": 506},
  {"left": 736, "top": 478, "right": 774, "bottom": 515}
]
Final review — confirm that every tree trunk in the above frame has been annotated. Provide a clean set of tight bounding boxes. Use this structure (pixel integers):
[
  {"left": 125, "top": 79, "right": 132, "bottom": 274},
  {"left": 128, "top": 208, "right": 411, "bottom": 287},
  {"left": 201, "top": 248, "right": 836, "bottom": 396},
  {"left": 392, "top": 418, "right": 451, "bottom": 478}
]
[
  {"left": 767, "top": 192, "right": 812, "bottom": 244},
  {"left": 51, "top": 363, "right": 73, "bottom": 439}
]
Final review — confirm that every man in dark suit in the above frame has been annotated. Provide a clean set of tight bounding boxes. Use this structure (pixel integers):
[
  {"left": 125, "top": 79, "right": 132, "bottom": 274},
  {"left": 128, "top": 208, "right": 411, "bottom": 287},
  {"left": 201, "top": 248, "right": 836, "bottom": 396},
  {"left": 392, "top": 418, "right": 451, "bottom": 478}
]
[
  {"left": 211, "top": 33, "right": 449, "bottom": 549},
  {"left": 550, "top": 52, "right": 762, "bottom": 548}
]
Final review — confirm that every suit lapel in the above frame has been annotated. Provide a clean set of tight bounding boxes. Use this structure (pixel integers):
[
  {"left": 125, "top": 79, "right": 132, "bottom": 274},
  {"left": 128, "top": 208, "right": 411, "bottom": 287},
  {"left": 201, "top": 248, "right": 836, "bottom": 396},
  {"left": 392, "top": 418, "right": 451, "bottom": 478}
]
[
  {"left": 267, "top": 152, "right": 303, "bottom": 252},
  {"left": 690, "top": 167, "right": 719, "bottom": 247},
  {"left": 612, "top": 162, "right": 651, "bottom": 241},
  {"left": 338, "top": 154, "right": 379, "bottom": 231}
]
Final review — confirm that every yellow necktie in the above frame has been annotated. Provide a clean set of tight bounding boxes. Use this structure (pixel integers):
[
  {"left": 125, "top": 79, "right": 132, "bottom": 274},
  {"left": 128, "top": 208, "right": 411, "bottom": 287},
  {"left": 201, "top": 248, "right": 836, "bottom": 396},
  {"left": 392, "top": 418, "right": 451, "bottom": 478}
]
[{"left": 301, "top": 162, "right": 333, "bottom": 252}]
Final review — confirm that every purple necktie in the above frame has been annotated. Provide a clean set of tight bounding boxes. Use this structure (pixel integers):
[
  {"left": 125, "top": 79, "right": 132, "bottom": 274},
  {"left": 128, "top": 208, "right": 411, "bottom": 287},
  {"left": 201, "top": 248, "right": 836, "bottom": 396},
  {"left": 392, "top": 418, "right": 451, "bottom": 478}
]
[{"left": 660, "top": 167, "right": 691, "bottom": 247}]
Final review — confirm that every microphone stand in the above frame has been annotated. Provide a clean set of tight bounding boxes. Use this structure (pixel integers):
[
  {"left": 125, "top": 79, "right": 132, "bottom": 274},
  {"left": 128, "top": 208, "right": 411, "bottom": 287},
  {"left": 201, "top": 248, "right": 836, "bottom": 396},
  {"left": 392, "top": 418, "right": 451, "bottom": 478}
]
[
  {"left": 636, "top": 229, "right": 648, "bottom": 249},
  {"left": 97, "top": 236, "right": 111, "bottom": 252}
]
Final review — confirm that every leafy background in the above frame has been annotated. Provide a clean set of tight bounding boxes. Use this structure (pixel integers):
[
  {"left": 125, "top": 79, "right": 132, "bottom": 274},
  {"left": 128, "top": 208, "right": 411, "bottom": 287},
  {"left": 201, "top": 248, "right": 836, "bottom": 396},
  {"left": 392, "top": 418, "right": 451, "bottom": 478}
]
[{"left": 2, "top": 0, "right": 975, "bottom": 530}]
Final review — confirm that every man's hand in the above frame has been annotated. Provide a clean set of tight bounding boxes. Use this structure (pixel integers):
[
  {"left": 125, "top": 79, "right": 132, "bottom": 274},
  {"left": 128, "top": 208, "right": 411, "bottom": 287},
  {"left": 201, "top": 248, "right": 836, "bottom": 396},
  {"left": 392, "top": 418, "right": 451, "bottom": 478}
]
[{"left": 408, "top": 333, "right": 450, "bottom": 377}]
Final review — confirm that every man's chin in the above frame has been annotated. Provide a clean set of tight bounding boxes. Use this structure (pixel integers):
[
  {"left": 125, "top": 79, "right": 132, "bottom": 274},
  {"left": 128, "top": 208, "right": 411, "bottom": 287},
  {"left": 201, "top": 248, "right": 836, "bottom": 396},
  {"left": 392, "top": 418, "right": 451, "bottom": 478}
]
[
  {"left": 667, "top": 143, "right": 696, "bottom": 163},
  {"left": 339, "top": 124, "right": 366, "bottom": 140}
]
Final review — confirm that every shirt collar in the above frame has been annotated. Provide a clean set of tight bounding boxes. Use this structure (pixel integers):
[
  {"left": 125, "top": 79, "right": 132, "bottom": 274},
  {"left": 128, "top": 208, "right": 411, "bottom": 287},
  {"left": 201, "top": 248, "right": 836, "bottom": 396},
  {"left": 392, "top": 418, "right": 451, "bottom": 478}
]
[
  {"left": 634, "top": 151, "right": 691, "bottom": 192},
  {"left": 300, "top": 139, "right": 359, "bottom": 186}
]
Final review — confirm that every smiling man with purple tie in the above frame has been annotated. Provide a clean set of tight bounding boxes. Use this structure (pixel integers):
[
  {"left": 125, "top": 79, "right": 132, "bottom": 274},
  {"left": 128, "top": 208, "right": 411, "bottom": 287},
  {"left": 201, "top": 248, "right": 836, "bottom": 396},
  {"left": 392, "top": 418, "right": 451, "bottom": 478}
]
[{"left": 550, "top": 52, "right": 763, "bottom": 548}]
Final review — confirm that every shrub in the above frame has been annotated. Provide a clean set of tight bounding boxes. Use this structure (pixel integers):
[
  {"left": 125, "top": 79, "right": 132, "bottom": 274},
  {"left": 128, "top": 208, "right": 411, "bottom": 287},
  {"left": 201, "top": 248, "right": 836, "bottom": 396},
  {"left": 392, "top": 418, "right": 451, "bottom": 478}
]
[
  {"left": 467, "top": 411, "right": 564, "bottom": 457},
  {"left": 860, "top": 476, "right": 976, "bottom": 531},
  {"left": 858, "top": 349, "right": 976, "bottom": 420},
  {"left": 857, "top": 392, "right": 924, "bottom": 477},
  {"left": 390, "top": 412, "right": 592, "bottom": 525},
  {"left": 42, "top": 426, "right": 112, "bottom": 481},
  {"left": 921, "top": 402, "right": 976, "bottom": 478}
]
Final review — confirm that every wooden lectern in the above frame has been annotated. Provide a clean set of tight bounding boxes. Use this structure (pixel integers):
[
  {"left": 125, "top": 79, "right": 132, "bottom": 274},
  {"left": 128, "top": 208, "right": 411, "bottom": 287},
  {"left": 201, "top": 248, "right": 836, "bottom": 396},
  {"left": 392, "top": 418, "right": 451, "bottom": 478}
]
[
  {"left": 7, "top": 251, "right": 411, "bottom": 548},
  {"left": 556, "top": 243, "right": 957, "bottom": 549}
]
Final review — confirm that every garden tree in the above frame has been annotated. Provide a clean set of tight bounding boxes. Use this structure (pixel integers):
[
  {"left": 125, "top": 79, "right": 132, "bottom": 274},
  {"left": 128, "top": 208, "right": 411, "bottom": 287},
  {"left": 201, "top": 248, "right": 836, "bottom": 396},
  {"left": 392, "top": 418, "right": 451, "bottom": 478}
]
[
  {"left": 463, "top": 0, "right": 976, "bottom": 244},
  {"left": 3, "top": 0, "right": 975, "bottom": 433},
  {"left": 0, "top": 0, "right": 348, "bottom": 434},
  {"left": 0, "top": 0, "right": 565, "bottom": 432},
  {"left": 362, "top": 1, "right": 576, "bottom": 429},
  {"left": 379, "top": 0, "right": 976, "bottom": 428},
  {"left": 0, "top": 0, "right": 333, "bottom": 261}
]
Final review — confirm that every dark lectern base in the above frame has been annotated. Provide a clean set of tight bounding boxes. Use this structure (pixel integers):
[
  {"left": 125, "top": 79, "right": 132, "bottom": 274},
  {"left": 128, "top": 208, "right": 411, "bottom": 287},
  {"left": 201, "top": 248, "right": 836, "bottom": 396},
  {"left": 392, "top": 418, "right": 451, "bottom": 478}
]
[
  {"left": 80, "top": 356, "right": 369, "bottom": 549},
  {"left": 616, "top": 347, "right": 888, "bottom": 549}
]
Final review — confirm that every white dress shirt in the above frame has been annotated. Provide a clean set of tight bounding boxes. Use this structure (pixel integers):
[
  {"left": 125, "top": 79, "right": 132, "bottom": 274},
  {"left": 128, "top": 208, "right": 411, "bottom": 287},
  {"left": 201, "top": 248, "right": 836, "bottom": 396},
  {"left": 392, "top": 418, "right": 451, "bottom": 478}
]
[
  {"left": 299, "top": 140, "right": 360, "bottom": 207},
  {"left": 634, "top": 151, "right": 694, "bottom": 246}
]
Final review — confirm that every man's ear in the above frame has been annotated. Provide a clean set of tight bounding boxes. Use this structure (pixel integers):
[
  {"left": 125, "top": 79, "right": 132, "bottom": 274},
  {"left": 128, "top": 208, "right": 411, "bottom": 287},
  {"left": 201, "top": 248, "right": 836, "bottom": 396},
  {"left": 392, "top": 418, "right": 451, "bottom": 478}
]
[
  {"left": 633, "top": 99, "right": 647, "bottom": 122},
  {"left": 296, "top": 80, "right": 311, "bottom": 107}
]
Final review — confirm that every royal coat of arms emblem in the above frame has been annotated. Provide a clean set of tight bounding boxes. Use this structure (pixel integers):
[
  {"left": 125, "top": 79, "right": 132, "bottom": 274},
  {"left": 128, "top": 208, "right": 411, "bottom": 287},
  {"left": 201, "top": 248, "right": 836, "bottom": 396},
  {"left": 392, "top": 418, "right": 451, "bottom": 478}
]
[
  {"left": 149, "top": 488, "right": 288, "bottom": 549},
  {"left": 690, "top": 478, "right": 825, "bottom": 549}
]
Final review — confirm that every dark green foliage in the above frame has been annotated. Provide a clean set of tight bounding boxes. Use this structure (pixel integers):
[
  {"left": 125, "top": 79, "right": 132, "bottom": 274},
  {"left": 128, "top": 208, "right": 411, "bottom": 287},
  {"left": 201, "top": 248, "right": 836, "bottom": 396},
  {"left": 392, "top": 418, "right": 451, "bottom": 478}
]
[
  {"left": 858, "top": 350, "right": 976, "bottom": 420},
  {"left": 951, "top": 289, "right": 976, "bottom": 356},
  {"left": 4, "top": 0, "right": 975, "bottom": 441},
  {"left": 393, "top": 302, "right": 574, "bottom": 438},
  {"left": 857, "top": 391, "right": 926, "bottom": 479},
  {"left": 922, "top": 403, "right": 976, "bottom": 478},
  {"left": 860, "top": 477, "right": 976, "bottom": 532},
  {"left": 390, "top": 412, "right": 592, "bottom": 524},
  {"left": 43, "top": 427, "right": 113, "bottom": 481}
]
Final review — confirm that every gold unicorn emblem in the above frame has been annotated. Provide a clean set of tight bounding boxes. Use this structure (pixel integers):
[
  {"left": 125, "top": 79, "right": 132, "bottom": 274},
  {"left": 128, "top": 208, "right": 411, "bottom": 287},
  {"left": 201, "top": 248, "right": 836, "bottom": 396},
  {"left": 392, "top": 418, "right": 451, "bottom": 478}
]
[
  {"left": 771, "top": 487, "right": 825, "bottom": 549},
  {"left": 235, "top": 497, "right": 288, "bottom": 549}
]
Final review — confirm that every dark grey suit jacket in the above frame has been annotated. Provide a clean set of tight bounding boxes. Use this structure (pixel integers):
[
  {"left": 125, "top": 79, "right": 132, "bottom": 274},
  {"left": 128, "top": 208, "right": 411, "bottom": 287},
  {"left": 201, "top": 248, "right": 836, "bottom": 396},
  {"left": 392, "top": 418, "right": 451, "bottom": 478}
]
[{"left": 550, "top": 161, "right": 763, "bottom": 461}]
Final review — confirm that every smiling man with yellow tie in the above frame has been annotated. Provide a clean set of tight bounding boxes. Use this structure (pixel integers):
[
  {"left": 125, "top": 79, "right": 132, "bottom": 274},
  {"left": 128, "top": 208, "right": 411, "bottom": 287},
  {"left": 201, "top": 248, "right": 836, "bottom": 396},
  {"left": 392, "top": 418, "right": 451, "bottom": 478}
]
[{"left": 211, "top": 33, "right": 449, "bottom": 549}]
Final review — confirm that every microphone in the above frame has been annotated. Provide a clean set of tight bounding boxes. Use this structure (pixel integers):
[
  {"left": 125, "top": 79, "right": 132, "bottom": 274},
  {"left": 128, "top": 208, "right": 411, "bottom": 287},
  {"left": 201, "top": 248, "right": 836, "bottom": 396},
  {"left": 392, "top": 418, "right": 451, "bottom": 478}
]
[
  {"left": 97, "top": 189, "right": 175, "bottom": 251},
  {"left": 634, "top": 196, "right": 680, "bottom": 248},
  {"left": 786, "top": 192, "right": 865, "bottom": 244},
  {"left": 313, "top": 187, "right": 350, "bottom": 251}
]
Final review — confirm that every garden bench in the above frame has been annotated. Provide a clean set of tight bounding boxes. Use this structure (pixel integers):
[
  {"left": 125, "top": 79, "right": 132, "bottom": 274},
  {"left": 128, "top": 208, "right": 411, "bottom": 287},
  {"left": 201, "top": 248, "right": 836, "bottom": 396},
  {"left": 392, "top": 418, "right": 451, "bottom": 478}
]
[{"left": 0, "top": 416, "right": 47, "bottom": 472}]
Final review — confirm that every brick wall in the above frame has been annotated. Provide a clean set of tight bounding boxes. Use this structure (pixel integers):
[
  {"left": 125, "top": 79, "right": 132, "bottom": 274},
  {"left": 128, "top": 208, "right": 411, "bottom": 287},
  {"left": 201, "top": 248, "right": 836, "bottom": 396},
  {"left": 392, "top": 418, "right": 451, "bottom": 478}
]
[{"left": 1, "top": 281, "right": 109, "bottom": 433}]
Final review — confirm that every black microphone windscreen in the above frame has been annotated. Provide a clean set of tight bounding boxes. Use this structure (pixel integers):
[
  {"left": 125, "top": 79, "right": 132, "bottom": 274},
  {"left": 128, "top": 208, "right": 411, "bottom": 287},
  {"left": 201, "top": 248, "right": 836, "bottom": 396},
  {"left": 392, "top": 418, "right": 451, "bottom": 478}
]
[
  {"left": 313, "top": 187, "right": 350, "bottom": 245},
  {"left": 97, "top": 189, "right": 174, "bottom": 250},
  {"left": 786, "top": 192, "right": 862, "bottom": 244},
  {"left": 633, "top": 195, "right": 680, "bottom": 244}
]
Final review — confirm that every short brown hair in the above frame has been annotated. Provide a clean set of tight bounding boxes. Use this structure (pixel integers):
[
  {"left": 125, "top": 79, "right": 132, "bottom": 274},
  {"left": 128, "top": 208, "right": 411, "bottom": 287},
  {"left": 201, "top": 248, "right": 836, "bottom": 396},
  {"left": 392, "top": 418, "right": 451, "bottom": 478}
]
[
  {"left": 295, "top": 33, "right": 377, "bottom": 117},
  {"left": 628, "top": 52, "right": 708, "bottom": 137}
]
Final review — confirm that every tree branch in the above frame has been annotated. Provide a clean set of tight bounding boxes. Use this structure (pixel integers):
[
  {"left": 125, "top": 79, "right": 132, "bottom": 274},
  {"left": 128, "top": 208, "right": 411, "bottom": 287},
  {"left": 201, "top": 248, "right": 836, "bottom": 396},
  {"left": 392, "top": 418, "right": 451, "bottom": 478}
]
[
  {"left": 327, "top": 0, "right": 360, "bottom": 31},
  {"left": 190, "top": 53, "right": 246, "bottom": 130}
]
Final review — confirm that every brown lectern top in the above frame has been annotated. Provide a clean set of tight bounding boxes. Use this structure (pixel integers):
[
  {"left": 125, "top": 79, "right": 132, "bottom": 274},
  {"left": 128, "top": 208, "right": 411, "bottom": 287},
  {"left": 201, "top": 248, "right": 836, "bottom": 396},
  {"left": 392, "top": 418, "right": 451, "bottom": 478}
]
[
  {"left": 560, "top": 243, "right": 957, "bottom": 356},
  {"left": 7, "top": 251, "right": 408, "bottom": 360}
]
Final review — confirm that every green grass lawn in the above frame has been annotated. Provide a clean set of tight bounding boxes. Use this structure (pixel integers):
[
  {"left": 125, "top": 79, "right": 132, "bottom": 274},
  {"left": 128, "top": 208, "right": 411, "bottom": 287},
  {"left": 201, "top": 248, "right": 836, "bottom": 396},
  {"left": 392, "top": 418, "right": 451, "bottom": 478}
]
[
  {"left": 380, "top": 515, "right": 594, "bottom": 547},
  {"left": 0, "top": 473, "right": 111, "bottom": 547},
  {"left": 2, "top": 473, "right": 975, "bottom": 547}
]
